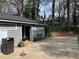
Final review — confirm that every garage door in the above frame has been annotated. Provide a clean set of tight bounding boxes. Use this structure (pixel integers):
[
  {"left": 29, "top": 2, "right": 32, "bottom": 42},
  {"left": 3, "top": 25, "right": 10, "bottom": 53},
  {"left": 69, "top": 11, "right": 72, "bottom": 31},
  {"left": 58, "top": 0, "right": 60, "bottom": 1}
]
[{"left": 0, "top": 30, "right": 7, "bottom": 45}]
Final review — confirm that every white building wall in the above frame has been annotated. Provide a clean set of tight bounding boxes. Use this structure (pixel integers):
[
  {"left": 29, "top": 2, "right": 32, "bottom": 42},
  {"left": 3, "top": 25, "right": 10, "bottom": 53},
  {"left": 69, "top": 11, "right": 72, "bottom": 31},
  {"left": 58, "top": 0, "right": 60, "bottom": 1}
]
[
  {"left": 7, "top": 26, "right": 22, "bottom": 46},
  {"left": 30, "top": 27, "right": 45, "bottom": 41},
  {"left": 0, "top": 26, "right": 22, "bottom": 49},
  {"left": 0, "top": 25, "right": 45, "bottom": 47}
]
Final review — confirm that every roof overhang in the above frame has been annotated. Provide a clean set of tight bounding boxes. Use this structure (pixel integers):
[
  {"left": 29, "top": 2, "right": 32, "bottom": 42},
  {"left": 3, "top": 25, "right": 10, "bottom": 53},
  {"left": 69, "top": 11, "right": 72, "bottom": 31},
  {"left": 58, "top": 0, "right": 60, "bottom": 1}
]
[{"left": 0, "top": 13, "right": 46, "bottom": 27}]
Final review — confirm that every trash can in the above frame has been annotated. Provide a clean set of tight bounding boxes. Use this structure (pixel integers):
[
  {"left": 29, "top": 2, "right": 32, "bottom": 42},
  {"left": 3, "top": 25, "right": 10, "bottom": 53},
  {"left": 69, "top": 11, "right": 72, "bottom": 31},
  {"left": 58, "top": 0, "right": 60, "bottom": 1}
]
[{"left": 1, "top": 37, "right": 14, "bottom": 55}]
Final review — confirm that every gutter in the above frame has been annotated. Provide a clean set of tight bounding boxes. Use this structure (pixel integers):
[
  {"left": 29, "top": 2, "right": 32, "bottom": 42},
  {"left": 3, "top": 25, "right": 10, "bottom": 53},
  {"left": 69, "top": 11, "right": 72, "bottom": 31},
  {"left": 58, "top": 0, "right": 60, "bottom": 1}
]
[{"left": 0, "top": 19, "right": 46, "bottom": 26}]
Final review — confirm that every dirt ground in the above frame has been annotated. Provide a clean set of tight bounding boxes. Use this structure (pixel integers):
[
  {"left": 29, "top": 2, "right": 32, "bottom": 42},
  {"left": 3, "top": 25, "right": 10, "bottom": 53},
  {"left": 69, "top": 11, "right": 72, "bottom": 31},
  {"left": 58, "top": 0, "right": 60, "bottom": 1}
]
[{"left": 0, "top": 36, "right": 79, "bottom": 59}]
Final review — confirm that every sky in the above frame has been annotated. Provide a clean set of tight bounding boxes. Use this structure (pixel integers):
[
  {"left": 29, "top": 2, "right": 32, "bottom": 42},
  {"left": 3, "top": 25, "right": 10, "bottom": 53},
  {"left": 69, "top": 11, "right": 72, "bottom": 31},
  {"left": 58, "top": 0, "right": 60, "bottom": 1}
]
[
  {"left": 39, "top": 0, "right": 63, "bottom": 17},
  {"left": 39, "top": 0, "right": 52, "bottom": 17}
]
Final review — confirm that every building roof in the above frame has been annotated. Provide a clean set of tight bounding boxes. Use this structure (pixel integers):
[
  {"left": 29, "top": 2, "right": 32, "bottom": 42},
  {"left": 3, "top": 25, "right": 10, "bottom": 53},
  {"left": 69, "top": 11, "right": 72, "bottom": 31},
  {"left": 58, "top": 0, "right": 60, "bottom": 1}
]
[{"left": 0, "top": 13, "right": 46, "bottom": 26}]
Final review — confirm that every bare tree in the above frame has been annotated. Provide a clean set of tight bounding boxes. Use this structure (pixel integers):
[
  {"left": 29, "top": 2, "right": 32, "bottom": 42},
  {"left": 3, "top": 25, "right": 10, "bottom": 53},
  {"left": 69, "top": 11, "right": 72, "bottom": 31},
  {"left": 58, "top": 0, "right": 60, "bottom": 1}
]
[
  {"left": 13, "top": 0, "right": 27, "bottom": 16},
  {"left": 0, "top": 0, "right": 7, "bottom": 12}
]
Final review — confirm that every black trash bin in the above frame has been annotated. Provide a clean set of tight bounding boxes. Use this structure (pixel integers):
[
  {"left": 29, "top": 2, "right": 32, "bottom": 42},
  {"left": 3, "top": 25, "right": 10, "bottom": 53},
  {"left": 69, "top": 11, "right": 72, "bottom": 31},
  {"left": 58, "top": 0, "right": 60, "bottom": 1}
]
[{"left": 1, "top": 37, "right": 14, "bottom": 55}]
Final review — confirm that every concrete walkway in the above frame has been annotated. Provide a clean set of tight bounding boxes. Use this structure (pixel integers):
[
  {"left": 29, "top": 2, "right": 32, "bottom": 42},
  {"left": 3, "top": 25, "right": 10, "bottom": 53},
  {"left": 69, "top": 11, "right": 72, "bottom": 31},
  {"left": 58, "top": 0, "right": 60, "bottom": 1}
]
[{"left": 0, "top": 36, "right": 79, "bottom": 59}]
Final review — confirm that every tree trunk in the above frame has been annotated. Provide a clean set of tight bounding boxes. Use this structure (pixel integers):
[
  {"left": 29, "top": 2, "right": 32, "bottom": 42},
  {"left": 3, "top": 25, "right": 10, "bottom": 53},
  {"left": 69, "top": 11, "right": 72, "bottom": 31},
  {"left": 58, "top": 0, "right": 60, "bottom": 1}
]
[
  {"left": 73, "top": 0, "right": 77, "bottom": 26},
  {"left": 52, "top": 0, "right": 55, "bottom": 18},
  {"left": 59, "top": 2, "right": 61, "bottom": 25},
  {"left": 32, "top": 0, "right": 36, "bottom": 20},
  {"left": 51, "top": 0, "right": 55, "bottom": 32},
  {"left": 66, "top": 0, "right": 70, "bottom": 32}
]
